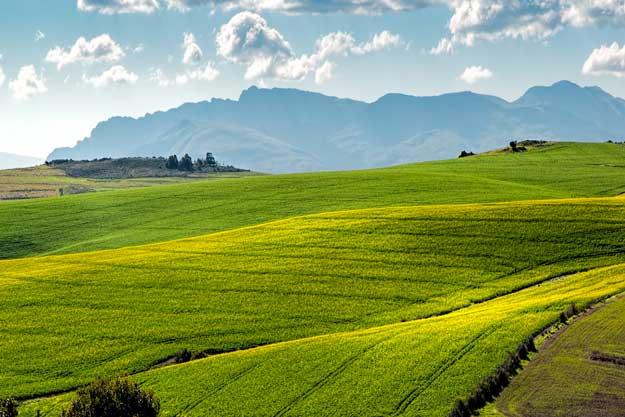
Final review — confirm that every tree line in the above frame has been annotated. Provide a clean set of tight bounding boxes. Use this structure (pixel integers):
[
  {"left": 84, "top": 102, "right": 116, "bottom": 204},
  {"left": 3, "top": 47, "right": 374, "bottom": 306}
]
[{"left": 166, "top": 152, "right": 218, "bottom": 172}]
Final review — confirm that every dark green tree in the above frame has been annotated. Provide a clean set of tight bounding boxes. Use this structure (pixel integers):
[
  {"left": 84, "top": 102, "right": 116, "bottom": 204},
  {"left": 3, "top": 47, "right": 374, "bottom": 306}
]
[
  {"left": 165, "top": 155, "right": 178, "bottom": 170},
  {"left": 61, "top": 378, "right": 160, "bottom": 417},
  {"left": 0, "top": 398, "right": 18, "bottom": 417},
  {"left": 178, "top": 154, "right": 194, "bottom": 171},
  {"left": 205, "top": 152, "right": 217, "bottom": 167}
]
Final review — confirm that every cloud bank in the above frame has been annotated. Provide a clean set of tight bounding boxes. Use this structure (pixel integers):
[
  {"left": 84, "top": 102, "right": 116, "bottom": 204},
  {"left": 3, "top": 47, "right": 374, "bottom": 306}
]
[
  {"left": 46, "top": 34, "right": 125, "bottom": 70},
  {"left": 583, "top": 41, "right": 625, "bottom": 77},
  {"left": 9, "top": 65, "right": 48, "bottom": 100},
  {"left": 83, "top": 65, "right": 138, "bottom": 87},
  {"left": 216, "top": 12, "right": 402, "bottom": 83}
]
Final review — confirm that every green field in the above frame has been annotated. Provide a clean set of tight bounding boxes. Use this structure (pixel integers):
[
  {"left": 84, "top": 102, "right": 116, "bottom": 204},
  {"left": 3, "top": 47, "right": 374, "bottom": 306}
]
[
  {"left": 0, "top": 165, "right": 254, "bottom": 201},
  {"left": 487, "top": 294, "right": 625, "bottom": 417},
  {"left": 3, "top": 142, "right": 625, "bottom": 417},
  {"left": 18, "top": 261, "right": 625, "bottom": 416},
  {"left": 3, "top": 142, "right": 625, "bottom": 260}
]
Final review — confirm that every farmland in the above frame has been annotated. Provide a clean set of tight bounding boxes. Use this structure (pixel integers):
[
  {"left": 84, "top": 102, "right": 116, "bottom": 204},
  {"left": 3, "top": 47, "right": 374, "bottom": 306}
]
[
  {"left": 488, "top": 293, "right": 625, "bottom": 417},
  {"left": 3, "top": 142, "right": 625, "bottom": 259},
  {"left": 2, "top": 195, "right": 625, "bottom": 399},
  {"left": 17, "top": 259, "right": 625, "bottom": 416},
  {"left": 0, "top": 164, "right": 253, "bottom": 201},
  {"left": 2, "top": 142, "right": 625, "bottom": 416}
]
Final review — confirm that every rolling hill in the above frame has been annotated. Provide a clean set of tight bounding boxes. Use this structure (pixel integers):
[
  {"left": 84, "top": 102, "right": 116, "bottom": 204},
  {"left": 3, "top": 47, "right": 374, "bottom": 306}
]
[
  {"left": 3, "top": 142, "right": 625, "bottom": 417},
  {"left": 6, "top": 200, "right": 625, "bottom": 415},
  {"left": 48, "top": 81, "right": 625, "bottom": 173},
  {"left": 4, "top": 142, "right": 625, "bottom": 260}
]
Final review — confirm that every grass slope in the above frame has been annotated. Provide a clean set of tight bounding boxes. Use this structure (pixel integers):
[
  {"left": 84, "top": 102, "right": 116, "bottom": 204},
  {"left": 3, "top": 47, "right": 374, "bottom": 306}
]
[
  {"left": 3, "top": 142, "right": 625, "bottom": 259},
  {"left": 19, "top": 262, "right": 625, "bottom": 417},
  {"left": 490, "top": 294, "right": 625, "bottom": 417},
  {"left": 0, "top": 165, "right": 252, "bottom": 201},
  {"left": 3, "top": 197, "right": 625, "bottom": 399}
]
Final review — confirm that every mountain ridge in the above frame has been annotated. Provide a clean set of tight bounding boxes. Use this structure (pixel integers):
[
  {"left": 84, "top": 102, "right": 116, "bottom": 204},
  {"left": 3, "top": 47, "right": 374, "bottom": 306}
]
[{"left": 48, "top": 81, "right": 625, "bottom": 173}]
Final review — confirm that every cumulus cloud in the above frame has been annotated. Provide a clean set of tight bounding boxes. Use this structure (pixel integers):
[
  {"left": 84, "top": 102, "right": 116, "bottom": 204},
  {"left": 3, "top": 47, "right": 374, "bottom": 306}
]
[
  {"left": 216, "top": 12, "right": 403, "bottom": 82},
  {"left": 430, "top": 37, "right": 454, "bottom": 55},
  {"left": 315, "top": 61, "right": 335, "bottom": 84},
  {"left": 150, "top": 62, "right": 219, "bottom": 86},
  {"left": 582, "top": 42, "right": 625, "bottom": 77},
  {"left": 166, "top": 0, "right": 435, "bottom": 13},
  {"left": 83, "top": 65, "right": 138, "bottom": 87},
  {"left": 459, "top": 65, "right": 493, "bottom": 84},
  {"left": 77, "top": 0, "right": 159, "bottom": 14},
  {"left": 176, "top": 62, "right": 220, "bottom": 84},
  {"left": 0, "top": 66, "right": 5, "bottom": 88},
  {"left": 441, "top": 0, "right": 625, "bottom": 50},
  {"left": 9, "top": 65, "right": 48, "bottom": 100},
  {"left": 77, "top": 0, "right": 437, "bottom": 13},
  {"left": 46, "top": 34, "right": 125, "bottom": 70},
  {"left": 35, "top": 30, "right": 45, "bottom": 42},
  {"left": 182, "top": 32, "right": 203, "bottom": 65}
]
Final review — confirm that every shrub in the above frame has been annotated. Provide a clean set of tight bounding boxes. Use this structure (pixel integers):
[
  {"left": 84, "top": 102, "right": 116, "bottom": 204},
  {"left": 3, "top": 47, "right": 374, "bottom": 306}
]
[
  {"left": 0, "top": 398, "right": 18, "bottom": 417},
  {"left": 61, "top": 377, "right": 160, "bottom": 417},
  {"left": 178, "top": 154, "right": 194, "bottom": 172},
  {"left": 165, "top": 155, "right": 178, "bottom": 170},
  {"left": 174, "top": 349, "right": 192, "bottom": 364},
  {"left": 459, "top": 150, "right": 475, "bottom": 158}
]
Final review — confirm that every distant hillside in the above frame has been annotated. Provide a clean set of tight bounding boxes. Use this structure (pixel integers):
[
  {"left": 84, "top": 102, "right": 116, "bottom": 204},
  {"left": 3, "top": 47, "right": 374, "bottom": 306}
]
[
  {"left": 48, "top": 156, "right": 249, "bottom": 179},
  {"left": 0, "top": 152, "right": 43, "bottom": 169},
  {"left": 4, "top": 141, "right": 625, "bottom": 259},
  {"left": 48, "top": 81, "right": 625, "bottom": 173}
]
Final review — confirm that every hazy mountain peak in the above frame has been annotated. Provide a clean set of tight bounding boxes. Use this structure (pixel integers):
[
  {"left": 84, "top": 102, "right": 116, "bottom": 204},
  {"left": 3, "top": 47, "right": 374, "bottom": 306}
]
[{"left": 47, "top": 83, "right": 625, "bottom": 173}]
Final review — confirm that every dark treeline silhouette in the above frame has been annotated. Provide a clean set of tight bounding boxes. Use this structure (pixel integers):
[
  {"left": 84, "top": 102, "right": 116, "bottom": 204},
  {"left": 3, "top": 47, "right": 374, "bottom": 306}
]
[{"left": 165, "top": 152, "right": 230, "bottom": 172}]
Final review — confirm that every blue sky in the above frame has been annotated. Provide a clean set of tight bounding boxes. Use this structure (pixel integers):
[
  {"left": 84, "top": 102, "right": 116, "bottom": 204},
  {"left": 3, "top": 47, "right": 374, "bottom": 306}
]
[{"left": 2, "top": 0, "right": 625, "bottom": 158}]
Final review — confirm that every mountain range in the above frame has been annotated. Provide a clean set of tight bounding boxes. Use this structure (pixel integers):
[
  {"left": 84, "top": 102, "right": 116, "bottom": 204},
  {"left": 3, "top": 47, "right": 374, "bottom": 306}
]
[
  {"left": 48, "top": 80, "right": 625, "bottom": 173},
  {"left": 0, "top": 152, "right": 43, "bottom": 170}
]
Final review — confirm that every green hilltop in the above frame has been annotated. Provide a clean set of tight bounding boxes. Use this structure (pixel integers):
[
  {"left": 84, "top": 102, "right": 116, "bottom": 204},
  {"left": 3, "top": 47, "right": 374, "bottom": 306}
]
[{"left": 2, "top": 142, "right": 625, "bottom": 259}]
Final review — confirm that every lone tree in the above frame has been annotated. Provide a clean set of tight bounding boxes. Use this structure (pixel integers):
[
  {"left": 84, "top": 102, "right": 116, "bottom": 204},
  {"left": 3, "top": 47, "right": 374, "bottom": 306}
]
[
  {"left": 165, "top": 155, "right": 178, "bottom": 170},
  {"left": 0, "top": 398, "right": 18, "bottom": 417},
  {"left": 509, "top": 141, "right": 518, "bottom": 152},
  {"left": 178, "top": 154, "right": 194, "bottom": 172},
  {"left": 205, "top": 152, "right": 217, "bottom": 167},
  {"left": 61, "top": 377, "right": 160, "bottom": 417}
]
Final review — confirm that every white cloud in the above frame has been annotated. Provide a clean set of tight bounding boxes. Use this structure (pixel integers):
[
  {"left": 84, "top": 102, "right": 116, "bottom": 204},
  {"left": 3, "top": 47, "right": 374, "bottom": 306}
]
[
  {"left": 35, "top": 30, "right": 46, "bottom": 42},
  {"left": 216, "top": 12, "right": 402, "bottom": 82},
  {"left": 315, "top": 61, "right": 335, "bottom": 84},
  {"left": 77, "top": 0, "right": 159, "bottom": 14},
  {"left": 459, "top": 65, "right": 493, "bottom": 84},
  {"left": 9, "top": 65, "right": 48, "bottom": 100},
  {"left": 582, "top": 42, "right": 625, "bottom": 77},
  {"left": 182, "top": 32, "right": 203, "bottom": 65},
  {"left": 353, "top": 30, "right": 403, "bottom": 54},
  {"left": 78, "top": 0, "right": 437, "bottom": 14},
  {"left": 216, "top": 11, "right": 293, "bottom": 80},
  {"left": 150, "top": 62, "right": 219, "bottom": 86},
  {"left": 46, "top": 34, "right": 125, "bottom": 70},
  {"left": 133, "top": 44, "right": 145, "bottom": 53},
  {"left": 430, "top": 37, "right": 454, "bottom": 55},
  {"left": 83, "top": 65, "right": 138, "bottom": 88},
  {"left": 165, "top": 0, "right": 435, "bottom": 13},
  {"left": 0, "top": 66, "right": 5, "bottom": 88}
]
